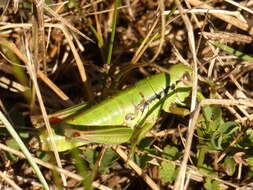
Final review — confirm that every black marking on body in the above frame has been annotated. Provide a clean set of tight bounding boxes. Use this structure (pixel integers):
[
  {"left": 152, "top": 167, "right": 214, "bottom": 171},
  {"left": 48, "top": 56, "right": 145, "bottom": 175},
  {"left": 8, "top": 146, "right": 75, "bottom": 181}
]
[
  {"left": 135, "top": 79, "right": 180, "bottom": 112},
  {"left": 124, "top": 79, "right": 181, "bottom": 122}
]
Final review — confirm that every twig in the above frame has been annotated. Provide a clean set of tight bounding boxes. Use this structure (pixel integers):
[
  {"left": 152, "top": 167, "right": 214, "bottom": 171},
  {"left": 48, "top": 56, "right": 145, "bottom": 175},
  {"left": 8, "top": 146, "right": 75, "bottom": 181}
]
[{"left": 113, "top": 146, "right": 160, "bottom": 190}]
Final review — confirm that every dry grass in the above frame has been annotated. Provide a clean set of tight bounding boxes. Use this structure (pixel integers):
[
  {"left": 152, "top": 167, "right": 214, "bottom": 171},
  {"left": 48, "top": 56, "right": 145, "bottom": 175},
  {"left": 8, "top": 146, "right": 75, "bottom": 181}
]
[{"left": 0, "top": 0, "right": 253, "bottom": 189}]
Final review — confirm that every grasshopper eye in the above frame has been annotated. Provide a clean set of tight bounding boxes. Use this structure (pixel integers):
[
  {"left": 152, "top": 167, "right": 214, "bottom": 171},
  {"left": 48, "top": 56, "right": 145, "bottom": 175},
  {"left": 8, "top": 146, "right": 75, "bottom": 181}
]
[
  {"left": 183, "top": 72, "right": 189, "bottom": 80},
  {"left": 125, "top": 113, "right": 135, "bottom": 121},
  {"left": 182, "top": 72, "right": 192, "bottom": 85}
]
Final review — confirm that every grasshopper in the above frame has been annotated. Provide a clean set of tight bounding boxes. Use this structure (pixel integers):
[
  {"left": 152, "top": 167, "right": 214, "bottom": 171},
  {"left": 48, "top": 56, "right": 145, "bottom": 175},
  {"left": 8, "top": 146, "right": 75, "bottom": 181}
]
[{"left": 39, "top": 64, "right": 192, "bottom": 151}]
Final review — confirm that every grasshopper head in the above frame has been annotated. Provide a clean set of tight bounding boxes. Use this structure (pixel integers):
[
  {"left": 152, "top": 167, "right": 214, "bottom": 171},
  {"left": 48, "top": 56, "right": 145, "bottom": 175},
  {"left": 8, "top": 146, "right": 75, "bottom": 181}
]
[{"left": 168, "top": 64, "right": 192, "bottom": 84}]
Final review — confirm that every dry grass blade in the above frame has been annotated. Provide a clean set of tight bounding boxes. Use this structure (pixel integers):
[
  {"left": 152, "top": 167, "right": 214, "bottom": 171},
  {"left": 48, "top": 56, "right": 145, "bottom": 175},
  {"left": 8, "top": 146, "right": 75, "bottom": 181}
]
[
  {"left": 33, "top": 0, "right": 46, "bottom": 72},
  {"left": 174, "top": 1, "right": 198, "bottom": 189},
  {"left": 59, "top": 24, "right": 87, "bottom": 81},
  {"left": 0, "top": 170, "right": 23, "bottom": 190},
  {"left": 43, "top": 3, "right": 94, "bottom": 42},
  {"left": 225, "top": 0, "right": 253, "bottom": 15},
  {"left": 0, "top": 76, "right": 28, "bottom": 92},
  {"left": 0, "top": 0, "right": 10, "bottom": 19},
  {"left": 201, "top": 31, "right": 252, "bottom": 44},
  {"left": 38, "top": 70, "right": 73, "bottom": 106},
  {"left": 30, "top": 2, "right": 67, "bottom": 184},
  {"left": 24, "top": 39, "right": 67, "bottom": 186},
  {"left": 187, "top": 0, "right": 253, "bottom": 35},
  {"left": 130, "top": 18, "right": 159, "bottom": 64},
  {"left": 164, "top": 9, "right": 242, "bottom": 16},
  {"left": 149, "top": 0, "right": 165, "bottom": 63}
]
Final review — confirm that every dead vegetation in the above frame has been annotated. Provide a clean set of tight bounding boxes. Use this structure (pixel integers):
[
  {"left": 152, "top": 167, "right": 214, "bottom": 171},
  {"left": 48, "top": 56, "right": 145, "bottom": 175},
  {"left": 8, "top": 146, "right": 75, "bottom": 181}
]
[{"left": 1, "top": 0, "right": 253, "bottom": 189}]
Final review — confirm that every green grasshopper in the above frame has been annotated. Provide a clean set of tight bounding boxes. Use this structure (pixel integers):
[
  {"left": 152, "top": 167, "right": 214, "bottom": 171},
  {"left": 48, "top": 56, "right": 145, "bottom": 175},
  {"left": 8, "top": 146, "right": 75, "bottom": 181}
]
[{"left": 39, "top": 64, "right": 192, "bottom": 151}]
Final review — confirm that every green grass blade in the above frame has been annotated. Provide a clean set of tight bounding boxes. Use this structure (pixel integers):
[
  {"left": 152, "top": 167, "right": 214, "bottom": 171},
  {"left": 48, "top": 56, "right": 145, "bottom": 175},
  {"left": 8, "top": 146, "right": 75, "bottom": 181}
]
[
  {"left": 106, "top": 0, "right": 121, "bottom": 65},
  {"left": 211, "top": 40, "right": 253, "bottom": 61},
  {"left": 0, "top": 111, "right": 49, "bottom": 190}
]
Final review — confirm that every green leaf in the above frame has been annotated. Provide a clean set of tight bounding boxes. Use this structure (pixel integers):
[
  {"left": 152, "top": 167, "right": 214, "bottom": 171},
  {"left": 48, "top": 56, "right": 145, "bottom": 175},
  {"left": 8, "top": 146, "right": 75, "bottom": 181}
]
[
  {"left": 83, "top": 149, "right": 97, "bottom": 166},
  {"left": 6, "top": 138, "right": 20, "bottom": 150},
  {"left": 82, "top": 148, "right": 118, "bottom": 174},
  {"left": 246, "top": 157, "right": 253, "bottom": 169},
  {"left": 5, "top": 139, "right": 20, "bottom": 161},
  {"left": 138, "top": 137, "right": 154, "bottom": 150},
  {"left": 204, "top": 177, "right": 220, "bottom": 190},
  {"left": 162, "top": 145, "right": 179, "bottom": 160},
  {"left": 224, "top": 156, "right": 236, "bottom": 176},
  {"left": 202, "top": 105, "right": 223, "bottom": 133},
  {"left": 199, "top": 164, "right": 216, "bottom": 176},
  {"left": 238, "top": 129, "right": 253, "bottom": 147},
  {"left": 82, "top": 174, "right": 94, "bottom": 190},
  {"left": 217, "top": 121, "right": 240, "bottom": 134},
  {"left": 211, "top": 122, "right": 240, "bottom": 150},
  {"left": 99, "top": 148, "right": 118, "bottom": 173},
  {"left": 159, "top": 161, "right": 176, "bottom": 183},
  {"left": 133, "top": 153, "right": 152, "bottom": 169},
  {"left": 197, "top": 145, "right": 207, "bottom": 167},
  {"left": 71, "top": 149, "right": 93, "bottom": 190}
]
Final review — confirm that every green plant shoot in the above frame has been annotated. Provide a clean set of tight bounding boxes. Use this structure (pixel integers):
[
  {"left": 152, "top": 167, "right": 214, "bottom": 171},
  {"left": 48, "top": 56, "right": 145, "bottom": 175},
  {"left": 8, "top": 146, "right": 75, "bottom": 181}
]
[{"left": 39, "top": 64, "right": 192, "bottom": 151}]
